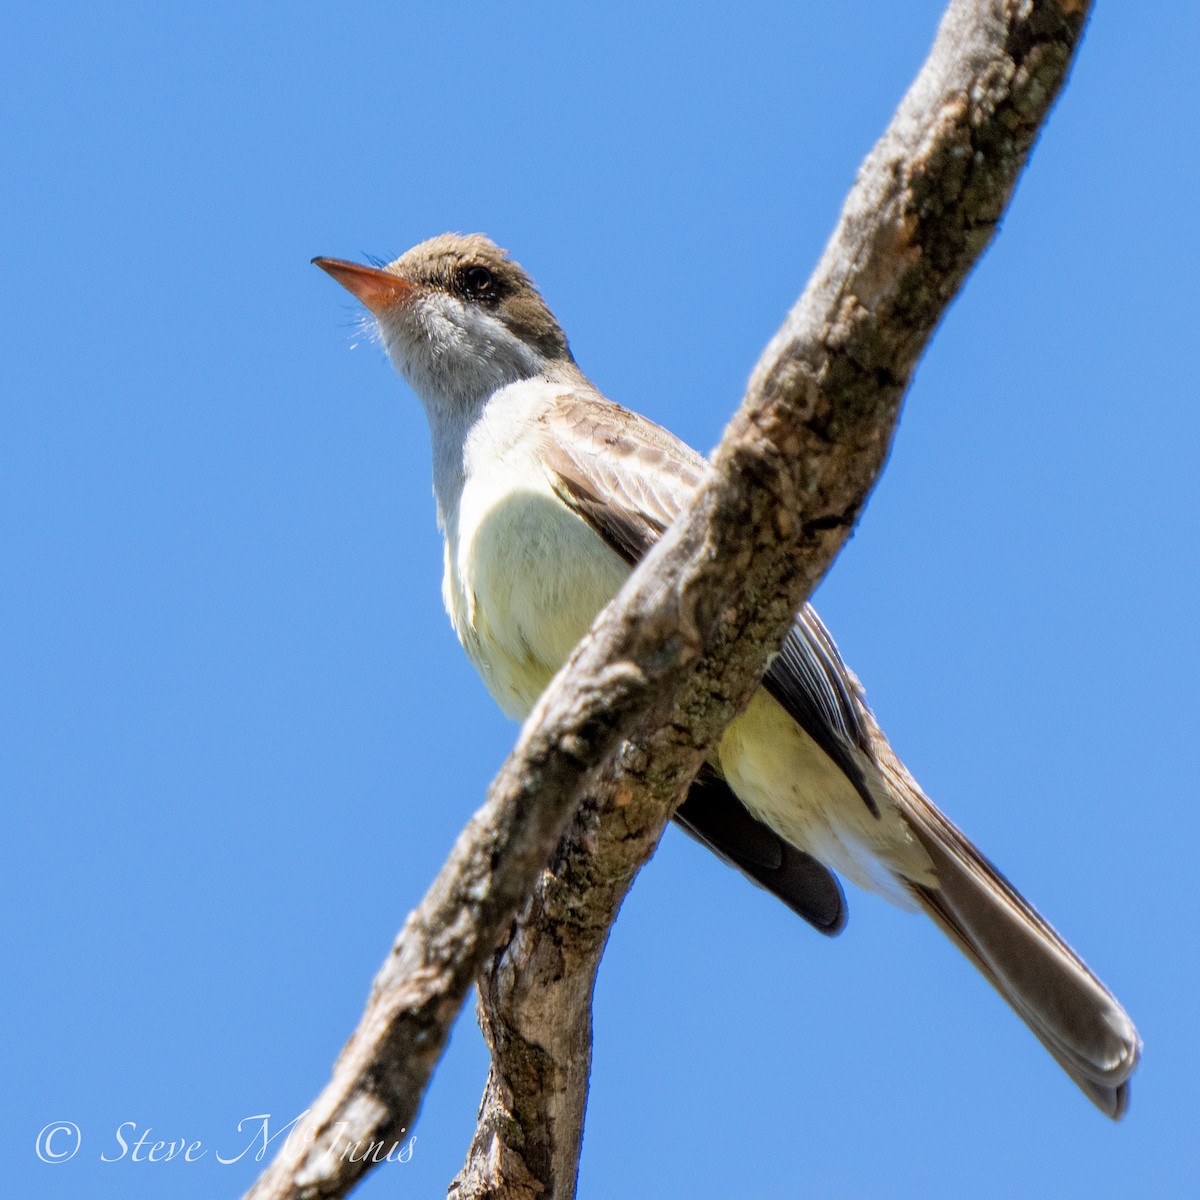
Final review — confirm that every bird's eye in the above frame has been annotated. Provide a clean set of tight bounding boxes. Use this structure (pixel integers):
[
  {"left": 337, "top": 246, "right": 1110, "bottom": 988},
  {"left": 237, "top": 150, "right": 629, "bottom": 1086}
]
[{"left": 462, "top": 265, "right": 496, "bottom": 297}]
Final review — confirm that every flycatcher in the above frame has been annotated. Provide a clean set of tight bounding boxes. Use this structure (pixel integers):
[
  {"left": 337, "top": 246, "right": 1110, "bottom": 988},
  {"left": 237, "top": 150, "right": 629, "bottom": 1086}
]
[{"left": 315, "top": 233, "right": 1140, "bottom": 1117}]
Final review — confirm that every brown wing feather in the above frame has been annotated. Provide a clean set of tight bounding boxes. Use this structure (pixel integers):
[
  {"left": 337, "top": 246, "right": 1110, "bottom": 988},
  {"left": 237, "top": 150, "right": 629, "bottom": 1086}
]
[
  {"left": 539, "top": 395, "right": 863, "bottom": 933},
  {"left": 676, "top": 770, "right": 846, "bottom": 935},
  {"left": 540, "top": 394, "right": 881, "bottom": 818}
]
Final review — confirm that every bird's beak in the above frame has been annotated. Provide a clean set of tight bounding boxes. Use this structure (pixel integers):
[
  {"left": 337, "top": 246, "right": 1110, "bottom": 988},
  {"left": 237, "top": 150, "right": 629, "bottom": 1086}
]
[{"left": 311, "top": 257, "right": 417, "bottom": 314}]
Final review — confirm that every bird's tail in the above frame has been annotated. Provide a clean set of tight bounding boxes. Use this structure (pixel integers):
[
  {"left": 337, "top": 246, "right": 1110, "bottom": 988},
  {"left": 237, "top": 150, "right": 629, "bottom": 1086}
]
[{"left": 896, "top": 785, "right": 1141, "bottom": 1117}]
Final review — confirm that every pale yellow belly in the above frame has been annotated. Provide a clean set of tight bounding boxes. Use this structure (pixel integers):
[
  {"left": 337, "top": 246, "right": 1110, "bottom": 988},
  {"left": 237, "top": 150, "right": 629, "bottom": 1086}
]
[
  {"left": 446, "top": 481, "right": 630, "bottom": 719},
  {"left": 446, "top": 480, "right": 930, "bottom": 902},
  {"left": 717, "top": 691, "right": 933, "bottom": 902}
]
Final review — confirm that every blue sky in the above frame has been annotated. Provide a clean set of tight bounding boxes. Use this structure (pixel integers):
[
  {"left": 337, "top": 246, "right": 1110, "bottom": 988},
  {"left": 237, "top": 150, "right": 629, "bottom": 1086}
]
[{"left": 5, "top": 3, "right": 1198, "bottom": 1197}]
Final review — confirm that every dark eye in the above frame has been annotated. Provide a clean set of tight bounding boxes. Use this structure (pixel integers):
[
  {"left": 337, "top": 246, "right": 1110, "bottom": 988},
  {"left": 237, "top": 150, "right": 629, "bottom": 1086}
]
[{"left": 462, "top": 265, "right": 496, "bottom": 297}]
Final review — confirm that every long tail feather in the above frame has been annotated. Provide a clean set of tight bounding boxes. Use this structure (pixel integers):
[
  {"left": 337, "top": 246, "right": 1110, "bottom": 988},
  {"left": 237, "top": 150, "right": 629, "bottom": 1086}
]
[{"left": 899, "top": 790, "right": 1140, "bottom": 1118}]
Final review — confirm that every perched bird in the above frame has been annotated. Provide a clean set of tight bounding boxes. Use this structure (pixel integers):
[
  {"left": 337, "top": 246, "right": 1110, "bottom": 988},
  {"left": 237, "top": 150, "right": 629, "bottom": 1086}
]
[{"left": 314, "top": 233, "right": 1140, "bottom": 1117}]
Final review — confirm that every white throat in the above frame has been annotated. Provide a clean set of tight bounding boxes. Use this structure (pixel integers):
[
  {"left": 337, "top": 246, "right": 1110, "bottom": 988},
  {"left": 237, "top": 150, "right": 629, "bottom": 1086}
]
[
  {"left": 377, "top": 292, "right": 552, "bottom": 534},
  {"left": 380, "top": 292, "right": 547, "bottom": 421}
]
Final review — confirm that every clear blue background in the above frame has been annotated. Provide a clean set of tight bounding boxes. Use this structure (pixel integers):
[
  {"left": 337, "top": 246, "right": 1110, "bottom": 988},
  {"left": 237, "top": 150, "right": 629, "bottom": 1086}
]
[{"left": 5, "top": 3, "right": 1198, "bottom": 1197}]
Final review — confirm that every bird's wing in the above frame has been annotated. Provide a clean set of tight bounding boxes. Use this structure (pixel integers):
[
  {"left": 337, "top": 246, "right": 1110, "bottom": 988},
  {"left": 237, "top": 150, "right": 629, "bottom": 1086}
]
[
  {"left": 539, "top": 390, "right": 879, "bottom": 817},
  {"left": 539, "top": 391, "right": 701, "bottom": 559},
  {"left": 675, "top": 768, "right": 846, "bottom": 935}
]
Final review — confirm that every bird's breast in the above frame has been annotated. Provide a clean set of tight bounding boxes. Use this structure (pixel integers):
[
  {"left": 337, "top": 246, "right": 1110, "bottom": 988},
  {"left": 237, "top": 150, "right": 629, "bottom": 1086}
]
[{"left": 442, "top": 446, "right": 630, "bottom": 719}]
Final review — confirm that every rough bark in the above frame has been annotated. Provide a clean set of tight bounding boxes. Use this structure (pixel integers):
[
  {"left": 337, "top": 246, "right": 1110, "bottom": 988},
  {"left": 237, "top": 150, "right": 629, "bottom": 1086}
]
[{"left": 243, "top": 2, "right": 1092, "bottom": 1198}]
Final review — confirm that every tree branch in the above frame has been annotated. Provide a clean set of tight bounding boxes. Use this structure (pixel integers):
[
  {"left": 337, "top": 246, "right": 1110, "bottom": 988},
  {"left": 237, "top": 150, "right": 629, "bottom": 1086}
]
[{"left": 243, "top": 2, "right": 1091, "bottom": 1198}]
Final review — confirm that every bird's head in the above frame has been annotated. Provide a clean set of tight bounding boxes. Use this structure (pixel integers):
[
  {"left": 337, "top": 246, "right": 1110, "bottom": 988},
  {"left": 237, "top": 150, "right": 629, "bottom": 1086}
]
[{"left": 314, "top": 234, "right": 573, "bottom": 417}]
